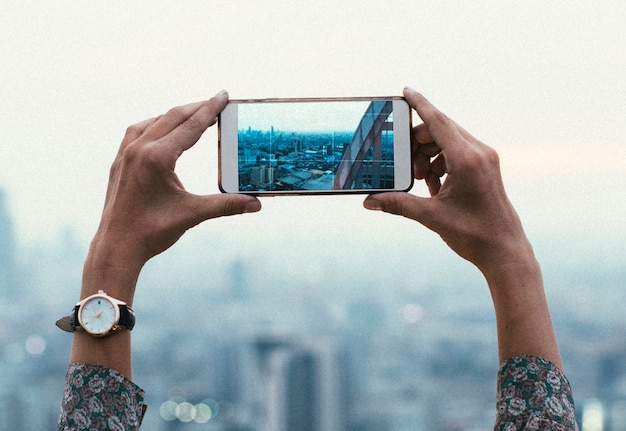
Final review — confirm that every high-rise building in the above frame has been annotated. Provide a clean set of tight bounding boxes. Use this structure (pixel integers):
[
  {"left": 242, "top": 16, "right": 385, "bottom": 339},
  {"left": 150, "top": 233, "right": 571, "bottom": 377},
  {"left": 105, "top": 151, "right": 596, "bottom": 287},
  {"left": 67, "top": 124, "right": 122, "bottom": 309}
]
[
  {"left": 228, "top": 259, "right": 248, "bottom": 301},
  {"left": 294, "top": 139, "right": 304, "bottom": 154},
  {"left": 0, "top": 188, "right": 17, "bottom": 300},
  {"left": 266, "top": 349, "right": 317, "bottom": 431},
  {"left": 250, "top": 165, "right": 274, "bottom": 188},
  {"left": 249, "top": 335, "right": 346, "bottom": 431}
]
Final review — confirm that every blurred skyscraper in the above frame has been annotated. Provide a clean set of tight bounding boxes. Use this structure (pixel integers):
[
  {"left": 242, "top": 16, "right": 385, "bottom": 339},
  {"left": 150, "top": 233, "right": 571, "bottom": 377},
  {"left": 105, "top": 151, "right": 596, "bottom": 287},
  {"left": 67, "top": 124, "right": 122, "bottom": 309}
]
[
  {"left": 248, "top": 334, "right": 346, "bottom": 431},
  {"left": 228, "top": 259, "right": 248, "bottom": 301},
  {"left": 0, "top": 188, "right": 17, "bottom": 300}
]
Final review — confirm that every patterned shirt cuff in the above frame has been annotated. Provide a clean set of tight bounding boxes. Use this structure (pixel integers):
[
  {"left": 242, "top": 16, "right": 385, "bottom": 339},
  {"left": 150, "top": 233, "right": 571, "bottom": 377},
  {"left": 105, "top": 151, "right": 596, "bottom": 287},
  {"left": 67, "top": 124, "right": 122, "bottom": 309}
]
[
  {"left": 496, "top": 355, "right": 578, "bottom": 430},
  {"left": 58, "top": 363, "right": 147, "bottom": 431}
]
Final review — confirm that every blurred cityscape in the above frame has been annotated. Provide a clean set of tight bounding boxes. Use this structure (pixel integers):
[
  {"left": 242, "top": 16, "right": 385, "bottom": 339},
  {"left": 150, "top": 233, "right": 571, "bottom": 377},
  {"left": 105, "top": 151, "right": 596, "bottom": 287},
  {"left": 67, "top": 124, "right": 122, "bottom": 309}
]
[
  {"left": 237, "top": 129, "right": 386, "bottom": 192},
  {"left": 1, "top": 186, "right": 625, "bottom": 430}
]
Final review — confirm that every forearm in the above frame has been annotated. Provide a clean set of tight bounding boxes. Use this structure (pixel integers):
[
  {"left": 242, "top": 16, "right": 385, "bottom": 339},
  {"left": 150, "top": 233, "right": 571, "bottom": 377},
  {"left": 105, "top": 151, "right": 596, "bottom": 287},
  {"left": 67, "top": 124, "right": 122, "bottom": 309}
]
[
  {"left": 480, "top": 237, "right": 562, "bottom": 369},
  {"left": 69, "top": 232, "right": 144, "bottom": 379}
]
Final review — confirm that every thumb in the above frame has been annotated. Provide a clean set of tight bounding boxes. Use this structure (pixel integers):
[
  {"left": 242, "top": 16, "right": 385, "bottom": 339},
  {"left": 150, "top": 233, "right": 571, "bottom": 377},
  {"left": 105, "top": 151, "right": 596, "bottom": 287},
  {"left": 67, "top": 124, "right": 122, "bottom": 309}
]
[
  {"left": 185, "top": 193, "right": 261, "bottom": 226},
  {"left": 363, "top": 192, "right": 436, "bottom": 227}
]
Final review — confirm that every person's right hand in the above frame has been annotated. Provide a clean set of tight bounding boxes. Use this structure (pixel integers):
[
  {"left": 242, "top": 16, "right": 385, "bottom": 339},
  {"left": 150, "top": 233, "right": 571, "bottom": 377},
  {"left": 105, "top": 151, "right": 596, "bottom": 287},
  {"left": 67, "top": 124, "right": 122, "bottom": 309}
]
[
  {"left": 364, "top": 89, "right": 564, "bottom": 367},
  {"left": 364, "top": 88, "right": 528, "bottom": 274}
]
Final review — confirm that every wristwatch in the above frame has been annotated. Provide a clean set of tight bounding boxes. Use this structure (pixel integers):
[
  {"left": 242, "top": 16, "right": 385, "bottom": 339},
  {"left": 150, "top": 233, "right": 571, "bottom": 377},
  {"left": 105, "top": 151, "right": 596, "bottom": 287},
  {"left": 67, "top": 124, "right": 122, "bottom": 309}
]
[{"left": 56, "top": 290, "right": 135, "bottom": 337}]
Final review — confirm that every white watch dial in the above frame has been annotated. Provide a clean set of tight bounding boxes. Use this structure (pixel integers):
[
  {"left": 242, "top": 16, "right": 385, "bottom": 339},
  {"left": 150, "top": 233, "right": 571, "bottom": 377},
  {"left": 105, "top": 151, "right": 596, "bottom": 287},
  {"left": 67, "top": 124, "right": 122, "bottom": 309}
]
[{"left": 79, "top": 296, "right": 117, "bottom": 335}]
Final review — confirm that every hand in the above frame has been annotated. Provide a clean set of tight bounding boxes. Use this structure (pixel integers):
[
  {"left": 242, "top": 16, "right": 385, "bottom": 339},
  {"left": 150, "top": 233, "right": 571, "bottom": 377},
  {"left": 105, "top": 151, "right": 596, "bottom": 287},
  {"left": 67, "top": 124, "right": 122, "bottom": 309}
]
[
  {"left": 364, "top": 89, "right": 562, "bottom": 366},
  {"left": 101, "top": 90, "right": 260, "bottom": 262},
  {"left": 364, "top": 88, "right": 526, "bottom": 274},
  {"left": 72, "top": 91, "right": 261, "bottom": 377},
  {"left": 84, "top": 91, "right": 261, "bottom": 303}
]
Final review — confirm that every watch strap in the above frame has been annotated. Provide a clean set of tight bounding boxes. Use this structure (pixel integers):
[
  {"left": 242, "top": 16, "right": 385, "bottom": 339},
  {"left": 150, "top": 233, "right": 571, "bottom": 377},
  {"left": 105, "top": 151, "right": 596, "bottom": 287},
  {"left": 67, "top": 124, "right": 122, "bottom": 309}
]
[
  {"left": 55, "top": 304, "right": 135, "bottom": 333},
  {"left": 55, "top": 314, "right": 75, "bottom": 332},
  {"left": 118, "top": 304, "right": 136, "bottom": 331}
]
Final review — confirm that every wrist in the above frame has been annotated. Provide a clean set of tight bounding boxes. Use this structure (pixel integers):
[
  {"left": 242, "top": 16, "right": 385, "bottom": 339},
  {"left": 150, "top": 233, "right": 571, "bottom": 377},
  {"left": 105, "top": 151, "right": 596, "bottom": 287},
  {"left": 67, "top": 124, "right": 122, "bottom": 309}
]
[
  {"left": 80, "top": 231, "right": 146, "bottom": 306},
  {"left": 478, "top": 237, "right": 562, "bottom": 367},
  {"left": 478, "top": 235, "right": 539, "bottom": 282},
  {"left": 479, "top": 235, "right": 546, "bottom": 320}
]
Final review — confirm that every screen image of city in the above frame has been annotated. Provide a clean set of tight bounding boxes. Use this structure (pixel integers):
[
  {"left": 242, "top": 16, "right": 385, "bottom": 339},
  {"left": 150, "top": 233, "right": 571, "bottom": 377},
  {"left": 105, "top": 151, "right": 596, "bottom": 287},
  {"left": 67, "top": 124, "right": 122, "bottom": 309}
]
[{"left": 237, "top": 100, "right": 395, "bottom": 192}]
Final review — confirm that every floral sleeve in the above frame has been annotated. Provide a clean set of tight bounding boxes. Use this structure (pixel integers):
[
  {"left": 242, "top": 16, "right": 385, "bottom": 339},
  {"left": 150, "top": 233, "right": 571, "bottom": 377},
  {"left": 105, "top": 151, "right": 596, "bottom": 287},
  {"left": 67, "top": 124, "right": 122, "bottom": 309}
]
[
  {"left": 495, "top": 356, "right": 579, "bottom": 431},
  {"left": 58, "top": 363, "right": 147, "bottom": 431}
]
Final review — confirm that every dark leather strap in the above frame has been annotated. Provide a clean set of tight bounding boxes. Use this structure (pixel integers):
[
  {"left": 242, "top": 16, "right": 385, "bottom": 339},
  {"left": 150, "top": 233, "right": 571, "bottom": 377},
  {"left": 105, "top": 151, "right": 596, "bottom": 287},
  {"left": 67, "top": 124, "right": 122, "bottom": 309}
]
[
  {"left": 119, "top": 305, "right": 136, "bottom": 330},
  {"left": 55, "top": 305, "right": 135, "bottom": 333}
]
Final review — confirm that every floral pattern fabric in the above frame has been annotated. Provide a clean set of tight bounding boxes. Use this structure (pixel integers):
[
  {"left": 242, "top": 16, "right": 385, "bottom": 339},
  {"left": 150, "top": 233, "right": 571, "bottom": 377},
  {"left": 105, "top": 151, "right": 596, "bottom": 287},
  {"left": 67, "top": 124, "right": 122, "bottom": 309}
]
[
  {"left": 496, "top": 356, "right": 578, "bottom": 430},
  {"left": 58, "top": 356, "right": 577, "bottom": 430},
  {"left": 57, "top": 363, "right": 146, "bottom": 431}
]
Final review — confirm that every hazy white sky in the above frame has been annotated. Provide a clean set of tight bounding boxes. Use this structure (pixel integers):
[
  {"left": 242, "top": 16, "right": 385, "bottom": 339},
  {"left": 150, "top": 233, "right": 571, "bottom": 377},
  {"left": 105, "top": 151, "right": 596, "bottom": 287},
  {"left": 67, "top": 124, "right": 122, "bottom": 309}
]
[
  {"left": 1, "top": 0, "right": 625, "bottom": 268},
  {"left": 234, "top": 99, "right": 372, "bottom": 132}
]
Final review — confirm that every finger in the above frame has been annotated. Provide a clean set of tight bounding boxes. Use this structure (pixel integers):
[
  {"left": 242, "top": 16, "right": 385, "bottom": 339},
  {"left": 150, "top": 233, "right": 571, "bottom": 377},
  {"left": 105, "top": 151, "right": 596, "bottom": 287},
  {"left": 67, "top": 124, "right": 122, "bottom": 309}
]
[
  {"left": 430, "top": 153, "right": 447, "bottom": 177},
  {"left": 142, "top": 90, "right": 229, "bottom": 143},
  {"left": 182, "top": 193, "right": 261, "bottom": 228},
  {"left": 164, "top": 90, "right": 230, "bottom": 155},
  {"left": 403, "top": 88, "right": 466, "bottom": 156},
  {"left": 363, "top": 192, "right": 437, "bottom": 227},
  {"left": 418, "top": 142, "right": 441, "bottom": 157},
  {"left": 413, "top": 123, "right": 434, "bottom": 145},
  {"left": 414, "top": 151, "right": 431, "bottom": 180},
  {"left": 120, "top": 117, "right": 158, "bottom": 150},
  {"left": 425, "top": 171, "right": 442, "bottom": 196},
  {"left": 143, "top": 101, "right": 207, "bottom": 141},
  {"left": 424, "top": 154, "right": 447, "bottom": 195},
  {"left": 413, "top": 140, "right": 442, "bottom": 180}
]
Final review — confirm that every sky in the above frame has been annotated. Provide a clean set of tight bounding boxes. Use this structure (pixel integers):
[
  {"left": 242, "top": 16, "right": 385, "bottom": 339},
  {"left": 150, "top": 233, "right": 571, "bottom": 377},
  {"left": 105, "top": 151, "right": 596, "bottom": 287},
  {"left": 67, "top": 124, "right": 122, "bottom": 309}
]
[
  {"left": 234, "top": 99, "right": 375, "bottom": 133},
  {"left": 1, "top": 0, "right": 625, "bottom": 273}
]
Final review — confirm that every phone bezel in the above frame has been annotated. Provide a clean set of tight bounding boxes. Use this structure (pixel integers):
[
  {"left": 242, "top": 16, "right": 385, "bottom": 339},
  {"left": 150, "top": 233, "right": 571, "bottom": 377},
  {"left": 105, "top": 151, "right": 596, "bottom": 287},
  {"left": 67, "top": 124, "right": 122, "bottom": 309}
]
[{"left": 218, "top": 96, "right": 413, "bottom": 195}]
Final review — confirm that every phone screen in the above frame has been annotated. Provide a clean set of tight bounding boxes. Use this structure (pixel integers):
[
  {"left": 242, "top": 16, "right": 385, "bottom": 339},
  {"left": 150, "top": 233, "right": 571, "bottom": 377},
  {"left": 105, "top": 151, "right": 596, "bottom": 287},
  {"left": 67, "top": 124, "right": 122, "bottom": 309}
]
[{"left": 219, "top": 97, "right": 412, "bottom": 195}]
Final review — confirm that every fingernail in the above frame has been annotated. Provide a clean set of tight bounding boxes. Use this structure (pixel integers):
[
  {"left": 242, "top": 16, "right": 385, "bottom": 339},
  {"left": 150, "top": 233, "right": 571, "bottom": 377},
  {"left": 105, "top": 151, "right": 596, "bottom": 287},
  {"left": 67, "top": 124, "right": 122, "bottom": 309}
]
[
  {"left": 404, "top": 86, "right": 416, "bottom": 93},
  {"left": 363, "top": 196, "right": 381, "bottom": 211},
  {"left": 215, "top": 89, "right": 229, "bottom": 98},
  {"left": 244, "top": 200, "right": 261, "bottom": 213}
]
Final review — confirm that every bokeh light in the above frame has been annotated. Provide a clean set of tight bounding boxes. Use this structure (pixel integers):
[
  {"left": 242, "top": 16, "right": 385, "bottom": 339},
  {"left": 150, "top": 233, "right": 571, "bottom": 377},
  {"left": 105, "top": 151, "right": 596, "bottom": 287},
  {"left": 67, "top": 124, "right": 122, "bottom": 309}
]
[
  {"left": 25, "top": 334, "right": 46, "bottom": 356},
  {"left": 401, "top": 303, "right": 424, "bottom": 324},
  {"left": 582, "top": 398, "right": 604, "bottom": 431},
  {"left": 159, "top": 396, "right": 221, "bottom": 424},
  {"left": 159, "top": 400, "right": 178, "bottom": 421},
  {"left": 175, "top": 402, "right": 196, "bottom": 422}
]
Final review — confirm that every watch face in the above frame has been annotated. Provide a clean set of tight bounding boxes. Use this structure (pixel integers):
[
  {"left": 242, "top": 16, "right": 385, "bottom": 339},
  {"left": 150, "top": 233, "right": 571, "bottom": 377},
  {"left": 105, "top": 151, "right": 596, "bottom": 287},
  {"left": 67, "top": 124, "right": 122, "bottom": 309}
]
[{"left": 78, "top": 295, "right": 118, "bottom": 335}]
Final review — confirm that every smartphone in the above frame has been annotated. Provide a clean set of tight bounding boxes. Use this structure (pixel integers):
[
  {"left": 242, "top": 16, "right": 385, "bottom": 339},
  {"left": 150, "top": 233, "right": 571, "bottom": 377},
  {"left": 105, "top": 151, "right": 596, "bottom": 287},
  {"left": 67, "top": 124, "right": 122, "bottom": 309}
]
[{"left": 218, "top": 97, "right": 413, "bottom": 195}]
